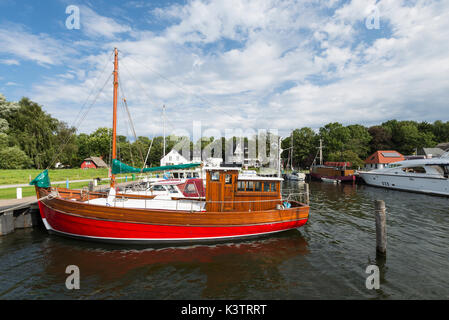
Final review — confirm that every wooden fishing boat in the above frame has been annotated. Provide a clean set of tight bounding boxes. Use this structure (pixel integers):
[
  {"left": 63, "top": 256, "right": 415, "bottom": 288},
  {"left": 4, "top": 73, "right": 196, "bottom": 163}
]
[{"left": 30, "top": 48, "right": 309, "bottom": 244}]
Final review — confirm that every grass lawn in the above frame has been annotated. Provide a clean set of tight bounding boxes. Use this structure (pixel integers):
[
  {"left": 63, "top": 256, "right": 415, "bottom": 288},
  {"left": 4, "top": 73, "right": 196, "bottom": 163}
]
[
  {"left": 0, "top": 168, "right": 143, "bottom": 199},
  {"left": 0, "top": 179, "right": 113, "bottom": 200},
  {"left": 0, "top": 168, "right": 137, "bottom": 186}
]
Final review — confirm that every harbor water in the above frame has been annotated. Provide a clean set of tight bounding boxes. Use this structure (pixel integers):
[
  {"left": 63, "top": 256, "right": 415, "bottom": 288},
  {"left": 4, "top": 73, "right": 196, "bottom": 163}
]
[{"left": 0, "top": 181, "right": 448, "bottom": 299}]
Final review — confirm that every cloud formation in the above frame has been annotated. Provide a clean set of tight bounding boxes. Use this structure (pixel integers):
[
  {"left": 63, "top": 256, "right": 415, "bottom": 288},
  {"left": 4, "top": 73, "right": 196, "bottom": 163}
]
[{"left": 0, "top": 0, "right": 447, "bottom": 139}]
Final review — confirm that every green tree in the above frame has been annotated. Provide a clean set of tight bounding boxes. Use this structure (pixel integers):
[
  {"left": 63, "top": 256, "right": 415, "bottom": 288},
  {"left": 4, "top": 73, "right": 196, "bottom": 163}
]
[
  {"left": 0, "top": 146, "right": 32, "bottom": 169},
  {"left": 327, "top": 150, "right": 364, "bottom": 169}
]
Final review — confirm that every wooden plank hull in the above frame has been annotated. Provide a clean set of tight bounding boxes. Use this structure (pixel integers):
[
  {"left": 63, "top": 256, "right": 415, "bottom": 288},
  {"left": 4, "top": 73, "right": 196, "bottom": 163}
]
[{"left": 36, "top": 190, "right": 309, "bottom": 244}]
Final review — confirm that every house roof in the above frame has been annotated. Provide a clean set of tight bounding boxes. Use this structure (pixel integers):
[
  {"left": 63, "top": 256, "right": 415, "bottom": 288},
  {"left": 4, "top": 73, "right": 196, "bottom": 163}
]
[
  {"left": 419, "top": 148, "right": 445, "bottom": 157},
  {"left": 84, "top": 156, "right": 108, "bottom": 168},
  {"left": 436, "top": 142, "right": 449, "bottom": 151},
  {"left": 161, "top": 149, "right": 189, "bottom": 162},
  {"left": 365, "top": 151, "right": 404, "bottom": 164}
]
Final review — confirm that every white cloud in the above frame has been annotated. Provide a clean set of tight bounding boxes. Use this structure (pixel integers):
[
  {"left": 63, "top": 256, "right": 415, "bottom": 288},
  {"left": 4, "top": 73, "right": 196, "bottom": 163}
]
[
  {"left": 80, "top": 5, "right": 132, "bottom": 39},
  {"left": 0, "top": 58, "right": 20, "bottom": 66},
  {"left": 5, "top": 0, "right": 446, "bottom": 138},
  {"left": 0, "top": 24, "right": 76, "bottom": 66}
]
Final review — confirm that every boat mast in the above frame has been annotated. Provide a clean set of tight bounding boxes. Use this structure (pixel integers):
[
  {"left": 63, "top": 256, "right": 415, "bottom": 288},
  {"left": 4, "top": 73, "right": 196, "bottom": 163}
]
[
  {"left": 163, "top": 104, "right": 166, "bottom": 158},
  {"left": 290, "top": 130, "right": 293, "bottom": 171},
  {"left": 111, "top": 48, "right": 119, "bottom": 187}
]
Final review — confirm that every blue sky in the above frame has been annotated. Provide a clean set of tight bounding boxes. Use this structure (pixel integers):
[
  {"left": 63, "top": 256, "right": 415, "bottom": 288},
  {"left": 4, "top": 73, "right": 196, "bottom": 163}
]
[{"left": 0, "top": 0, "right": 448, "bottom": 139}]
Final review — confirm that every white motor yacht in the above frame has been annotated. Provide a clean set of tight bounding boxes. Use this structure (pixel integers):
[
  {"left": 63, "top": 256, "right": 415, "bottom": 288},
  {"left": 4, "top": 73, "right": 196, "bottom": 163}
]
[{"left": 358, "top": 152, "right": 449, "bottom": 196}]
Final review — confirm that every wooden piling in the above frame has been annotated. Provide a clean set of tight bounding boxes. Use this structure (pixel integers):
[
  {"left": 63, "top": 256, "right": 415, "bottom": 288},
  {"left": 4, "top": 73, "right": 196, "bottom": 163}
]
[
  {"left": 305, "top": 183, "right": 310, "bottom": 204},
  {"left": 375, "top": 200, "right": 387, "bottom": 255}
]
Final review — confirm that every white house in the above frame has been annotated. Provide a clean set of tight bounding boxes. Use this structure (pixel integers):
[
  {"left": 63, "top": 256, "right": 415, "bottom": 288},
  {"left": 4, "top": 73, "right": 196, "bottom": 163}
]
[{"left": 160, "top": 149, "right": 189, "bottom": 166}]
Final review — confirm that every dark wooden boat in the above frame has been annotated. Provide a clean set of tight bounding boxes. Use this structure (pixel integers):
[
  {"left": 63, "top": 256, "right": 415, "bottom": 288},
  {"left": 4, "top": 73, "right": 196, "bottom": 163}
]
[
  {"left": 310, "top": 161, "right": 356, "bottom": 182},
  {"left": 31, "top": 48, "right": 309, "bottom": 244}
]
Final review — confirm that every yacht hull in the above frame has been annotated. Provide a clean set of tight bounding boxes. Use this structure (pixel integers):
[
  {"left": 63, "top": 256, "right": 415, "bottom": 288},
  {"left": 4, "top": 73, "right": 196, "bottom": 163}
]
[{"left": 359, "top": 172, "right": 449, "bottom": 196}]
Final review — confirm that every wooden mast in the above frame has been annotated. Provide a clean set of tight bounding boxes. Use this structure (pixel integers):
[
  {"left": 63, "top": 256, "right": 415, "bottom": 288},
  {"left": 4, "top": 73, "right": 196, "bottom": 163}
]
[{"left": 111, "top": 48, "right": 119, "bottom": 187}]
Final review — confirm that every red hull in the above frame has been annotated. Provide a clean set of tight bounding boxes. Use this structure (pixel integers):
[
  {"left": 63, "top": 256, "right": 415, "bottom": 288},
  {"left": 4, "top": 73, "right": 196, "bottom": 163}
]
[{"left": 38, "top": 202, "right": 307, "bottom": 243}]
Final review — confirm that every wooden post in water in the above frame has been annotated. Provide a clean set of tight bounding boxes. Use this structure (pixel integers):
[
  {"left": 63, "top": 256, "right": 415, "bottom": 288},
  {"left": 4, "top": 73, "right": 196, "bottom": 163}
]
[
  {"left": 304, "top": 183, "right": 310, "bottom": 204},
  {"left": 375, "top": 200, "right": 387, "bottom": 255}
]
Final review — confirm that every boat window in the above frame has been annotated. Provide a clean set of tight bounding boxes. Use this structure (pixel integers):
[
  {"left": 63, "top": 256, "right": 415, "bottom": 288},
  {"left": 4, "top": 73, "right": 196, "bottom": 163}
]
[
  {"left": 152, "top": 185, "right": 166, "bottom": 191},
  {"left": 238, "top": 181, "right": 246, "bottom": 191},
  {"left": 173, "top": 173, "right": 179, "bottom": 178},
  {"left": 402, "top": 167, "right": 426, "bottom": 174},
  {"left": 211, "top": 171, "right": 220, "bottom": 181},
  {"left": 225, "top": 174, "right": 232, "bottom": 184},
  {"left": 184, "top": 183, "right": 197, "bottom": 194},
  {"left": 194, "top": 172, "right": 199, "bottom": 178},
  {"left": 167, "top": 185, "right": 178, "bottom": 193},
  {"left": 270, "top": 182, "right": 277, "bottom": 192},
  {"left": 263, "top": 182, "right": 270, "bottom": 192},
  {"left": 247, "top": 181, "right": 254, "bottom": 191},
  {"left": 254, "top": 182, "right": 262, "bottom": 191},
  {"left": 428, "top": 165, "right": 444, "bottom": 175},
  {"left": 186, "top": 172, "right": 192, "bottom": 178}
]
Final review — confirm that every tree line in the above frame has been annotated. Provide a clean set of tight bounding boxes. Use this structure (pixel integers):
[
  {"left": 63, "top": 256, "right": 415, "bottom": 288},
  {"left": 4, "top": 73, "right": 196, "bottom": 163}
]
[{"left": 1, "top": 94, "right": 448, "bottom": 170}]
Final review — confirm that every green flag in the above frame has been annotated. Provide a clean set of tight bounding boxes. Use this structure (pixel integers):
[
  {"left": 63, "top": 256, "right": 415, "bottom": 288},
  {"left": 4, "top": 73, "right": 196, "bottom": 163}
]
[{"left": 30, "top": 169, "right": 51, "bottom": 188}]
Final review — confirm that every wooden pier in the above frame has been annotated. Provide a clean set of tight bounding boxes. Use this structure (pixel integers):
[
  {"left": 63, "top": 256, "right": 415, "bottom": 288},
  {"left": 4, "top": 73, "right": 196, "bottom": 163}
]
[{"left": 0, "top": 196, "right": 40, "bottom": 236}]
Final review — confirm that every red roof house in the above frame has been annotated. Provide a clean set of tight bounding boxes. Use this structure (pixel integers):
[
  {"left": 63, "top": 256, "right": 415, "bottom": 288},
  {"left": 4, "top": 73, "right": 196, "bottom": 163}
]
[
  {"left": 81, "top": 157, "right": 108, "bottom": 169},
  {"left": 364, "top": 151, "right": 405, "bottom": 170}
]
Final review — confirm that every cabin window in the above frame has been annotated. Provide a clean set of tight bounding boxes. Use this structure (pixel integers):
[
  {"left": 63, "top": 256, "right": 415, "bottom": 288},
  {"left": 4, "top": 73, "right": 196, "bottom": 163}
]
[
  {"left": 402, "top": 167, "right": 426, "bottom": 174},
  {"left": 225, "top": 174, "right": 232, "bottom": 184},
  {"left": 194, "top": 172, "right": 199, "bottom": 178},
  {"left": 263, "top": 182, "right": 270, "bottom": 192},
  {"left": 270, "top": 182, "right": 277, "bottom": 192},
  {"left": 254, "top": 182, "right": 262, "bottom": 191},
  {"left": 211, "top": 171, "right": 220, "bottom": 181},
  {"left": 152, "top": 185, "right": 166, "bottom": 191},
  {"left": 247, "top": 181, "right": 254, "bottom": 191},
  {"left": 167, "top": 185, "right": 178, "bottom": 193},
  {"left": 238, "top": 181, "right": 246, "bottom": 191},
  {"left": 184, "top": 183, "right": 197, "bottom": 194}
]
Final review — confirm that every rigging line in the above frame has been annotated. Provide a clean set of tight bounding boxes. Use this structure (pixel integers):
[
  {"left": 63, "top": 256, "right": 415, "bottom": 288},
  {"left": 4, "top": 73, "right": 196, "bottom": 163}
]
[
  {"left": 71, "top": 49, "right": 115, "bottom": 132},
  {"left": 118, "top": 59, "right": 159, "bottom": 114},
  {"left": 119, "top": 97, "right": 135, "bottom": 166},
  {"left": 46, "top": 71, "right": 113, "bottom": 170},
  {"left": 119, "top": 51, "right": 241, "bottom": 122},
  {"left": 118, "top": 74, "right": 145, "bottom": 163}
]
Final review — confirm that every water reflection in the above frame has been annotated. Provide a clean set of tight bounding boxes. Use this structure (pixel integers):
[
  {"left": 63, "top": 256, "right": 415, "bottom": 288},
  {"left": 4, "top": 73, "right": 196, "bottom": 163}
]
[{"left": 38, "top": 229, "right": 309, "bottom": 299}]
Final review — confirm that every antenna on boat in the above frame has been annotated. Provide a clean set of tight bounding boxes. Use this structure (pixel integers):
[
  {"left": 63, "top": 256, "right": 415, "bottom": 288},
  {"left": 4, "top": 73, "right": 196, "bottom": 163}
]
[{"left": 111, "top": 48, "right": 119, "bottom": 188}]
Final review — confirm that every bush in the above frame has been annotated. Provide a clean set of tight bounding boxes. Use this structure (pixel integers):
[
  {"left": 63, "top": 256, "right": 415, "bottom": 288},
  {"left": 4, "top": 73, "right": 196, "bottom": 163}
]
[{"left": 0, "top": 146, "right": 32, "bottom": 169}]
